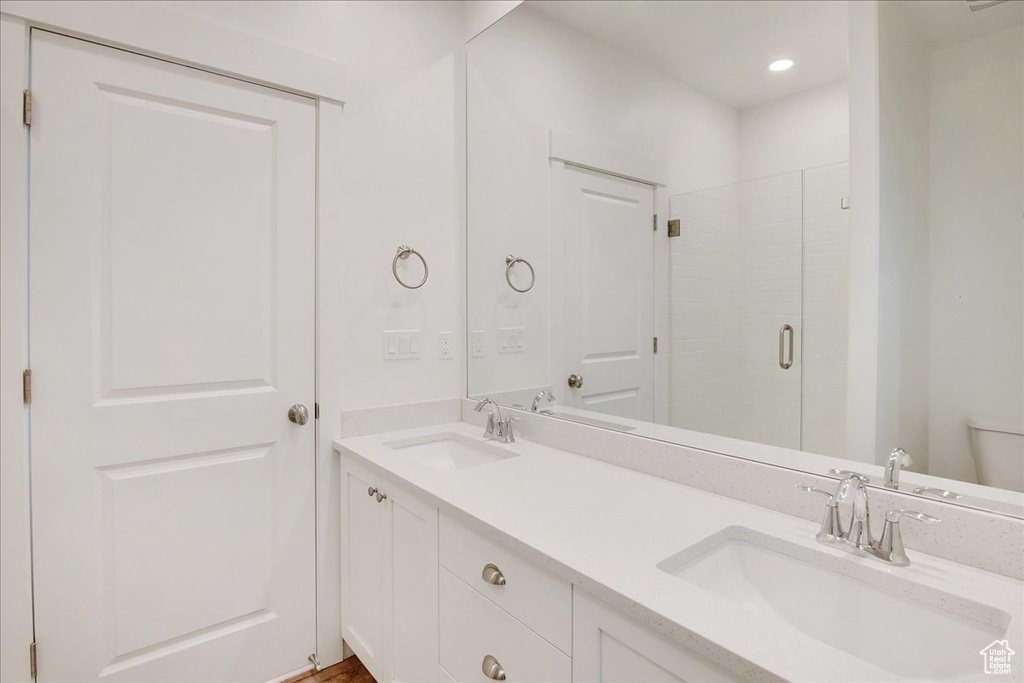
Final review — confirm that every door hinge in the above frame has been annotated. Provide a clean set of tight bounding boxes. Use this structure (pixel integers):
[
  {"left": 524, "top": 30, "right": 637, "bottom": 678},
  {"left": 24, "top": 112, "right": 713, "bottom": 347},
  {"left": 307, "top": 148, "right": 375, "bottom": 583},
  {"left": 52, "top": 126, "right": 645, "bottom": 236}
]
[
  {"left": 22, "top": 369, "right": 31, "bottom": 404},
  {"left": 23, "top": 90, "right": 32, "bottom": 126},
  {"left": 668, "top": 219, "right": 681, "bottom": 237},
  {"left": 314, "top": 402, "right": 319, "bottom": 420},
  {"left": 653, "top": 337, "right": 659, "bottom": 354},
  {"left": 653, "top": 213, "right": 658, "bottom": 232},
  {"left": 29, "top": 641, "right": 37, "bottom": 678}
]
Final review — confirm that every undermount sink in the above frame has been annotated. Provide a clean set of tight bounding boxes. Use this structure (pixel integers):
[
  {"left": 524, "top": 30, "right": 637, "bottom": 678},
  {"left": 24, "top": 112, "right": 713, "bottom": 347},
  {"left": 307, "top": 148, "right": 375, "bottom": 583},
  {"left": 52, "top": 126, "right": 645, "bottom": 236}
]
[
  {"left": 658, "top": 527, "right": 1009, "bottom": 681},
  {"left": 384, "top": 432, "right": 518, "bottom": 471}
]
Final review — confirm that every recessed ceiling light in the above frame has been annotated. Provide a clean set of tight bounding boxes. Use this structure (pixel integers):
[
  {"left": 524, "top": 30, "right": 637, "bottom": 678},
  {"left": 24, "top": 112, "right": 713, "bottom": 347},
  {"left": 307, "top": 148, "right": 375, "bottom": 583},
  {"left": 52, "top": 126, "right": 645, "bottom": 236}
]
[{"left": 768, "top": 59, "right": 794, "bottom": 72}]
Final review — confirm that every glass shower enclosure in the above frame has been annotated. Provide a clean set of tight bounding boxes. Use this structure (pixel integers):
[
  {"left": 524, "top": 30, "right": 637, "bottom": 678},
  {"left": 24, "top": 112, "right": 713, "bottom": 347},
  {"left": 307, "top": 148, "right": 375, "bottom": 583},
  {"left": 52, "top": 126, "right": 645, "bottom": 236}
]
[{"left": 668, "top": 162, "right": 850, "bottom": 457}]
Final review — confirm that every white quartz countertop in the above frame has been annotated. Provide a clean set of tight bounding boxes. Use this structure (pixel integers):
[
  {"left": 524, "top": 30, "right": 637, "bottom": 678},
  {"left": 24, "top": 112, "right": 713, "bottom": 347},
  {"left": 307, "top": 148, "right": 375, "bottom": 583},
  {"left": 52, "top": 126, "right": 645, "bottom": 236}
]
[{"left": 335, "top": 422, "right": 1024, "bottom": 682}]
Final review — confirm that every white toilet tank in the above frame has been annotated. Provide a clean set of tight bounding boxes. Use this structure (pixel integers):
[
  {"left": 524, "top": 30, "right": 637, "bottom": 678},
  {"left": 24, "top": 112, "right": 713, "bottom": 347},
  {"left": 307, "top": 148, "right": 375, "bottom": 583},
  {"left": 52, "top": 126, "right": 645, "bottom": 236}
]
[{"left": 968, "top": 415, "right": 1024, "bottom": 492}]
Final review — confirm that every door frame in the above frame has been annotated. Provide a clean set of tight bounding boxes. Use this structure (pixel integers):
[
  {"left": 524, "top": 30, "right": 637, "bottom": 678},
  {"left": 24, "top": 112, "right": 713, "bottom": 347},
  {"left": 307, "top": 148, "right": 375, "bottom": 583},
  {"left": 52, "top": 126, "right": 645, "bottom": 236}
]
[
  {"left": 0, "top": 4, "right": 350, "bottom": 678},
  {"left": 547, "top": 129, "right": 670, "bottom": 426}
]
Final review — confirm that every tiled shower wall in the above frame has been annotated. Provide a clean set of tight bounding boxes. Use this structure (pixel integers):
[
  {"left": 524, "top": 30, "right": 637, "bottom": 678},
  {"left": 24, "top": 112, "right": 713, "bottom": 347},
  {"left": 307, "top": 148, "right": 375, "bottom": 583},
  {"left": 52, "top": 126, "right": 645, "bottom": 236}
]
[
  {"left": 668, "top": 162, "right": 850, "bottom": 457},
  {"left": 800, "top": 162, "right": 850, "bottom": 457}
]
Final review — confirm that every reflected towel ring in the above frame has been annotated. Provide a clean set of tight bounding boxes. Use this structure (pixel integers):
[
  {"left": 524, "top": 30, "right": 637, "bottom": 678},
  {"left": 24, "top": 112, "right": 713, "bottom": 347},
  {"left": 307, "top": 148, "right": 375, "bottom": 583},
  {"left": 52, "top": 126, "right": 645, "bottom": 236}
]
[
  {"left": 393, "top": 245, "right": 428, "bottom": 289},
  {"left": 505, "top": 255, "right": 535, "bottom": 293}
]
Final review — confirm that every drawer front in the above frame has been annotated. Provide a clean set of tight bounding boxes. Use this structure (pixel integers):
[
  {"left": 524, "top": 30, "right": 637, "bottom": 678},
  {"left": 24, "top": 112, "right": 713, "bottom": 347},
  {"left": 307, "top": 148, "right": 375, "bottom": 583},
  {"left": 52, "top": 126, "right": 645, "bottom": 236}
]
[
  {"left": 440, "top": 568, "right": 571, "bottom": 683},
  {"left": 439, "top": 514, "right": 572, "bottom": 653}
]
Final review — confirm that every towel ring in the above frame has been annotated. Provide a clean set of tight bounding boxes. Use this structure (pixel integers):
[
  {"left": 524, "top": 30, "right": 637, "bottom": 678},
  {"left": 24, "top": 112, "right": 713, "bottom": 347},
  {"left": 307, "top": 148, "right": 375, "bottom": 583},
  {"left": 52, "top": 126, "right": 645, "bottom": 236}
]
[
  {"left": 393, "top": 245, "right": 428, "bottom": 289},
  {"left": 505, "top": 255, "right": 535, "bottom": 293}
]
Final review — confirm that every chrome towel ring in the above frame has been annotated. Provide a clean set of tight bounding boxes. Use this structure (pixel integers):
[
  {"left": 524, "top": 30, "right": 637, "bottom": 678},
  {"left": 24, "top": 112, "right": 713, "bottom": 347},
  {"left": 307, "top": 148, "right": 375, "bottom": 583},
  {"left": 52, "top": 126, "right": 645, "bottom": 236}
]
[
  {"left": 505, "top": 255, "right": 535, "bottom": 293},
  {"left": 393, "top": 245, "right": 428, "bottom": 289}
]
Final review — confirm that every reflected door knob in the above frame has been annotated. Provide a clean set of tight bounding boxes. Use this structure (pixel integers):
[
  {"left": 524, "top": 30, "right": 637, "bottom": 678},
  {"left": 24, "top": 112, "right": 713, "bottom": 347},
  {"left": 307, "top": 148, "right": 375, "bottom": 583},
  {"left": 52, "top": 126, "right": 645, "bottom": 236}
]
[
  {"left": 567, "top": 374, "right": 584, "bottom": 389},
  {"left": 288, "top": 404, "right": 309, "bottom": 425}
]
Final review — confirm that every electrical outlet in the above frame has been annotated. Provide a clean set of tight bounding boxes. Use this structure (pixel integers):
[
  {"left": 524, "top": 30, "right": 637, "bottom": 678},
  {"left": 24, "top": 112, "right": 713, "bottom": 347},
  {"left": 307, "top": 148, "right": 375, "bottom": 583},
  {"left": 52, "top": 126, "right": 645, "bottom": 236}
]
[
  {"left": 471, "top": 331, "right": 486, "bottom": 358},
  {"left": 438, "top": 332, "right": 454, "bottom": 359}
]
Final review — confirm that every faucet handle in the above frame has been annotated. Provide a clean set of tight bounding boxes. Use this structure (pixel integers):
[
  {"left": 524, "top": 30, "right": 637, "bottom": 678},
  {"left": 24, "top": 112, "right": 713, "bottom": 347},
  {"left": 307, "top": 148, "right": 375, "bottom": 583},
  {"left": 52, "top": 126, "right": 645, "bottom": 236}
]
[
  {"left": 827, "top": 468, "right": 870, "bottom": 483},
  {"left": 798, "top": 485, "right": 835, "bottom": 502},
  {"left": 798, "top": 485, "right": 843, "bottom": 541},
  {"left": 878, "top": 510, "right": 939, "bottom": 566},
  {"left": 885, "top": 509, "right": 940, "bottom": 524}
]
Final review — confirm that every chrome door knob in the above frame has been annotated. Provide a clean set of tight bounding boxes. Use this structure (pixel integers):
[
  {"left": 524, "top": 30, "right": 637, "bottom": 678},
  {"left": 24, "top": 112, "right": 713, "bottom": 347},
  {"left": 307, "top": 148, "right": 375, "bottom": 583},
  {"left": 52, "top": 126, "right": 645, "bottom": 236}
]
[
  {"left": 288, "top": 403, "right": 309, "bottom": 425},
  {"left": 567, "top": 374, "right": 584, "bottom": 389}
]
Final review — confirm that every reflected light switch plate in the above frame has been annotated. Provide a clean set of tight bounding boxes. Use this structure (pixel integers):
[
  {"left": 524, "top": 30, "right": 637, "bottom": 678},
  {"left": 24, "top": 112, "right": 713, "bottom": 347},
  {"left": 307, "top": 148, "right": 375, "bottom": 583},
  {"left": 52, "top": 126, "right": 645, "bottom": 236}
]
[{"left": 498, "top": 327, "right": 525, "bottom": 354}]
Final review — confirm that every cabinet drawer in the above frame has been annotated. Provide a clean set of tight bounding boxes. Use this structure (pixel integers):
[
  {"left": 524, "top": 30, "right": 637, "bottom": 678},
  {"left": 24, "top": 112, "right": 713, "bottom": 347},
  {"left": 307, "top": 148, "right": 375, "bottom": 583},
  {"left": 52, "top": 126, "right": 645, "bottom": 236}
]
[
  {"left": 440, "top": 514, "right": 572, "bottom": 653},
  {"left": 440, "top": 568, "right": 571, "bottom": 683}
]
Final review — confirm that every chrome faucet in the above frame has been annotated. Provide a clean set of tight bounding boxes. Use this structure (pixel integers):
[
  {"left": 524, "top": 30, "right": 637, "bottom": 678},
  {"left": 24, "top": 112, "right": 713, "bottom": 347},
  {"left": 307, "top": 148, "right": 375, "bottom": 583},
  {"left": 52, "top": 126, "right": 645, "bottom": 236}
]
[
  {"left": 474, "top": 398, "right": 519, "bottom": 444},
  {"left": 531, "top": 390, "right": 555, "bottom": 413},
  {"left": 884, "top": 447, "right": 912, "bottom": 489},
  {"left": 799, "top": 474, "right": 939, "bottom": 566}
]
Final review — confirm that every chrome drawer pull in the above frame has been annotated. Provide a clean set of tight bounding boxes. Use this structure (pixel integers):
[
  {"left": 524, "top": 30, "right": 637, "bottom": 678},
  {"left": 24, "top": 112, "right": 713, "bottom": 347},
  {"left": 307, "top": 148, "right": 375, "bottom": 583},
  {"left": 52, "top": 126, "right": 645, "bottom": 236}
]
[
  {"left": 367, "top": 487, "right": 378, "bottom": 498},
  {"left": 482, "top": 563, "right": 506, "bottom": 586},
  {"left": 375, "top": 491, "right": 387, "bottom": 503},
  {"left": 482, "top": 654, "right": 506, "bottom": 681}
]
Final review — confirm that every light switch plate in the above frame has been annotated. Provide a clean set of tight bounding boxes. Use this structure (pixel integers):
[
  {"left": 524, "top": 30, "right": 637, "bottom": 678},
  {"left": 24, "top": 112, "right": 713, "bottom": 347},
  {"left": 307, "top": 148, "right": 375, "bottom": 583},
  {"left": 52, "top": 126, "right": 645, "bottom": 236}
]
[
  {"left": 498, "top": 327, "right": 525, "bottom": 354},
  {"left": 383, "top": 330, "right": 421, "bottom": 360}
]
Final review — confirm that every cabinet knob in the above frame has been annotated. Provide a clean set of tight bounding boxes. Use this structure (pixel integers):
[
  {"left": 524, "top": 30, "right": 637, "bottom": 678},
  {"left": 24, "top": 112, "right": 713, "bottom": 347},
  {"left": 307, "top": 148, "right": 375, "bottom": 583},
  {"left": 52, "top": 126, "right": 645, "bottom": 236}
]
[
  {"left": 376, "top": 491, "right": 387, "bottom": 503},
  {"left": 367, "top": 487, "right": 378, "bottom": 498},
  {"left": 482, "top": 654, "right": 506, "bottom": 681},
  {"left": 481, "top": 563, "right": 506, "bottom": 586}
]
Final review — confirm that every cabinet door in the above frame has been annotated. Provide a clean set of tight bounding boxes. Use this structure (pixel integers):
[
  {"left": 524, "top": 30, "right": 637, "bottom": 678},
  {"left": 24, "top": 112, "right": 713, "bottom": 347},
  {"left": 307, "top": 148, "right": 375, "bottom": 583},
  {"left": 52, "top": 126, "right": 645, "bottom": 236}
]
[
  {"left": 573, "top": 592, "right": 742, "bottom": 683},
  {"left": 382, "top": 477, "right": 439, "bottom": 683},
  {"left": 340, "top": 457, "right": 385, "bottom": 680}
]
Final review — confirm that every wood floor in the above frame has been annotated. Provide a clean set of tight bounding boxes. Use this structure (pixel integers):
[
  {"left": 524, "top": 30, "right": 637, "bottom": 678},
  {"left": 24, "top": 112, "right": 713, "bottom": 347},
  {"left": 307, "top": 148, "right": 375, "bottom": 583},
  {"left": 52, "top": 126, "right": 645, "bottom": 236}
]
[{"left": 285, "top": 656, "right": 375, "bottom": 683}]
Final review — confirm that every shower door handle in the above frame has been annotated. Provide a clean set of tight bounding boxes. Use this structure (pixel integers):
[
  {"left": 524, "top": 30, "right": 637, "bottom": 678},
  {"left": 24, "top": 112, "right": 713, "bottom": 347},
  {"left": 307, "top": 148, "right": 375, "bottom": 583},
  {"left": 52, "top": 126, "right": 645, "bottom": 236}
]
[{"left": 779, "top": 324, "right": 794, "bottom": 369}]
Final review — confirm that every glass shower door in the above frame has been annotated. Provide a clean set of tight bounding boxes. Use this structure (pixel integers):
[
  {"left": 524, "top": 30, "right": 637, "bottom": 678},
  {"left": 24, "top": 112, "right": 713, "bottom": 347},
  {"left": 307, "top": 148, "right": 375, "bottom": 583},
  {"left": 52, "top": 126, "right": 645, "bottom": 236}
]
[
  {"left": 669, "top": 171, "right": 804, "bottom": 450},
  {"left": 668, "top": 163, "right": 850, "bottom": 456}
]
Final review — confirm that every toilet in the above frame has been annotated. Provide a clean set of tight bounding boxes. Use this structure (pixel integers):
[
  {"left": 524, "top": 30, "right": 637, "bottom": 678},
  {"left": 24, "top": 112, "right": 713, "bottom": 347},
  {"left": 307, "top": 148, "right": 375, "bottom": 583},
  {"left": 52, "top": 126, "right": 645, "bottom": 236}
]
[{"left": 968, "top": 415, "right": 1024, "bottom": 492}]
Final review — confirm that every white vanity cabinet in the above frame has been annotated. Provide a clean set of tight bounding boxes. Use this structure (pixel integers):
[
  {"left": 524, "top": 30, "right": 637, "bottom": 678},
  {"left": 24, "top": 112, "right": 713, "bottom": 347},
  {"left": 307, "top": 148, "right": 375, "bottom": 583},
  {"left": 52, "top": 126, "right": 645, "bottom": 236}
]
[
  {"left": 438, "top": 514, "right": 572, "bottom": 683},
  {"left": 573, "top": 592, "right": 744, "bottom": 683},
  {"left": 340, "top": 457, "right": 439, "bottom": 683}
]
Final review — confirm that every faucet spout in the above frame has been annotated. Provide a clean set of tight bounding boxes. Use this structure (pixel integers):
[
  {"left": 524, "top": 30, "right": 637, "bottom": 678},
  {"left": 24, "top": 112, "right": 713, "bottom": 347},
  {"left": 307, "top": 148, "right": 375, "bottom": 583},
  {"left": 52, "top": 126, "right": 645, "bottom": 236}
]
[
  {"left": 474, "top": 398, "right": 502, "bottom": 438},
  {"left": 530, "top": 390, "right": 555, "bottom": 413},
  {"left": 884, "top": 447, "right": 912, "bottom": 489}
]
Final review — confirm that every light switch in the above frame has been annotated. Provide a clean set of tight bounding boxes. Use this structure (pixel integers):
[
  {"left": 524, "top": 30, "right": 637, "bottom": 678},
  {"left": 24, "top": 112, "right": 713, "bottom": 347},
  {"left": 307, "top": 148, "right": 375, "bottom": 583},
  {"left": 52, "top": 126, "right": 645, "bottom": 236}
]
[
  {"left": 498, "top": 327, "right": 525, "bottom": 354},
  {"left": 384, "top": 330, "right": 421, "bottom": 360}
]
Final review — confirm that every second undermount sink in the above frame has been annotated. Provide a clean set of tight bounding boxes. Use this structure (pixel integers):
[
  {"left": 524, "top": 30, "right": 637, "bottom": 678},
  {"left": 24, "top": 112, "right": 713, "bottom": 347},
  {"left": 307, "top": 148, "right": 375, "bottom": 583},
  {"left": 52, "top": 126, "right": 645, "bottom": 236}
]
[
  {"left": 658, "top": 527, "right": 1010, "bottom": 681},
  {"left": 384, "top": 432, "right": 518, "bottom": 471}
]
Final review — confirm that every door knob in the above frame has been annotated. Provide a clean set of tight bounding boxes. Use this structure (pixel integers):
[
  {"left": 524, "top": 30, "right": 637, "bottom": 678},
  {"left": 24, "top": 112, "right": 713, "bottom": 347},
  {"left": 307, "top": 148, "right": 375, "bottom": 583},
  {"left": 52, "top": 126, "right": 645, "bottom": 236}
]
[
  {"left": 288, "top": 404, "right": 309, "bottom": 425},
  {"left": 567, "top": 374, "right": 584, "bottom": 389}
]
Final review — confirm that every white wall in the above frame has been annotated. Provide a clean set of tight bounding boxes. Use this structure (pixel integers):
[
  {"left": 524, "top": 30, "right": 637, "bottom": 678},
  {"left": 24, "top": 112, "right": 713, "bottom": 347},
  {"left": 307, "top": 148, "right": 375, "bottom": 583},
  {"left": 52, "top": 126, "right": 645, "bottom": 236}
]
[
  {"left": 875, "top": 0, "right": 932, "bottom": 469},
  {"left": 466, "top": 4, "right": 739, "bottom": 399},
  {"left": 927, "top": 25, "right": 1023, "bottom": 484},
  {"left": 738, "top": 80, "right": 850, "bottom": 181}
]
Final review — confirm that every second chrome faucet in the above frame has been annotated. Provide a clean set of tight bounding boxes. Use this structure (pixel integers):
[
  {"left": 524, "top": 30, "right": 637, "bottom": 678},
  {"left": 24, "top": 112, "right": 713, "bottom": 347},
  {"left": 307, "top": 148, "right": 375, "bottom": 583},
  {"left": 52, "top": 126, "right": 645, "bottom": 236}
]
[
  {"left": 474, "top": 398, "right": 519, "bottom": 444},
  {"left": 799, "top": 473, "right": 940, "bottom": 566}
]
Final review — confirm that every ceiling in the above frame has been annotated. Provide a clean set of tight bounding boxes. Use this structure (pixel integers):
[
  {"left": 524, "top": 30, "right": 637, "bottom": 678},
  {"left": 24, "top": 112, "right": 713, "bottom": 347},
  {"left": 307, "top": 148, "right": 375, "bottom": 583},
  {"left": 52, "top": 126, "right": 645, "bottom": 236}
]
[
  {"left": 526, "top": 1, "right": 850, "bottom": 109},
  {"left": 894, "top": 0, "right": 1024, "bottom": 49}
]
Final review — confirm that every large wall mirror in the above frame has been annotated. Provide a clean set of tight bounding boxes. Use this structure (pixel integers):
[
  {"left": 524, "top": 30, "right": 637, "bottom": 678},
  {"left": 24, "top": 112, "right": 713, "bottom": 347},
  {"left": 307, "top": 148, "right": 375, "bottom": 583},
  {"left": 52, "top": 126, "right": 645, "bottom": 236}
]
[{"left": 467, "top": 0, "right": 1023, "bottom": 517}]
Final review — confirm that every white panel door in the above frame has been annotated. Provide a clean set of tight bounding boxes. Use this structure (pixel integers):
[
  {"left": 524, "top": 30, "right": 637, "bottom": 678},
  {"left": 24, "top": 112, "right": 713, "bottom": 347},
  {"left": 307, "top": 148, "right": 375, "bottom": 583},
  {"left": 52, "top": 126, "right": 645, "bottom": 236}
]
[
  {"left": 29, "top": 30, "right": 316, "bottom": 682},
  {"left": 560, "top": 165, "right": 655, "bottom": 421}
]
